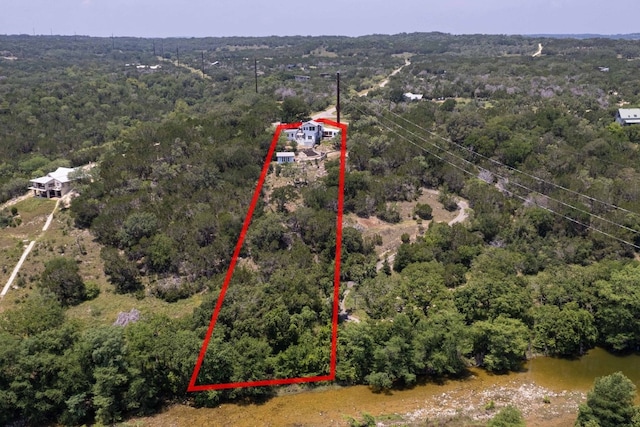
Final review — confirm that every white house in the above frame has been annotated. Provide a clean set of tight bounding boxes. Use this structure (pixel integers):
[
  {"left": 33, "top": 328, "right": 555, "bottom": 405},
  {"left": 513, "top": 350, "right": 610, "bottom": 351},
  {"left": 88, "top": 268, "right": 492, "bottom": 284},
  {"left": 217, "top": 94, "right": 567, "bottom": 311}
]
[
  {"left": 283, "top": 120, "right": 323, "bottom": 148},
  {"left": 29, "top": 167, "right": 77, "bottom": 198},
  {"left": 322, "top": 127, "right": 341, "bottom": 139},
  {"left": 616, "top": 108, "right": 640, "bottom": 126},
  {"left": 276, "top": 152, "right": 295, "bottom": 164},
  {"left": 404, "top": 92, "right": 424, "bottom": 101}
]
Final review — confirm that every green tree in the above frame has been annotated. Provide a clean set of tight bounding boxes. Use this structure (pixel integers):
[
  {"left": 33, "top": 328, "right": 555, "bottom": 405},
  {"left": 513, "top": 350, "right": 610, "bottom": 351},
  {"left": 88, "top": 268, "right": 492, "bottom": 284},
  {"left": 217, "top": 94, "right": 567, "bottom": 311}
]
[
  {"left": 533, "top": 302, "right": 597, "bottom": 357},
  {"left": 118, "top": 212, "right": 158, "bottom": 248},
  {"left": 388, "top": 87, "right": 405, "bottom": 104},
  {"left": 337, "top": 322, "right": 376, "bottom": 384},
  {"left": 575, "top": 372, "right": 639, "bottom": 427},
  {"left": 38, "top": 257, "right": 86, "bottom": 306},
  {"left": 414, "top": 202, "right": 433, "bottom": 220},
  {"left": 594, "top": 264, "right": 640, "bottom": 351},
  {"left": 454, "top": 275, "right": 532, "bottom": 324},
  {"left": 270, "top": 185, "right": 297, "bottom": 213},
  {"left": 101, "top": 247, "right": 142, "bottom": 293},
  {"left": 412, "top": 309, "right": 471, "bottom": 376},
  {"left": 488, "top": 405, "right": 525, "bottom": 427},
  {"left": 281, "top": 97, "right": 310, "bottom": 123},
  {"left": 77, "top": 326, "right": 130, "bottom": 424},
  {"left": 366, "top": 314, "right": 418, "bottom": 389},
  {"left": 440, "top": 98, "right": 457, "bottom": 112},
  {"left": 0, "top": 292, "right": 64, "bottom": 336},
  {"left": 8, "top": 323, "right": 83, "bottom": 425},
  {"left": 471, "top": 316, "right": 529, "bottom": 372},
  {"left": 70, "top": 193, "right": 102, "bottom": 228},
  {"left": 147, "top": 233, "right": 177, "bottom": 273}
]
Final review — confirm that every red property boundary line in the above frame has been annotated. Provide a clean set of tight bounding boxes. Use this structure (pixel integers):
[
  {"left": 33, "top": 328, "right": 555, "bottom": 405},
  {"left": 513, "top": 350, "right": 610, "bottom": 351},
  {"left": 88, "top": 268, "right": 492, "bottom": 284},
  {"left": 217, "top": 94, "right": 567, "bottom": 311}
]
[{"left": 188, "top": 118, "right": 348, "bottom": 392}]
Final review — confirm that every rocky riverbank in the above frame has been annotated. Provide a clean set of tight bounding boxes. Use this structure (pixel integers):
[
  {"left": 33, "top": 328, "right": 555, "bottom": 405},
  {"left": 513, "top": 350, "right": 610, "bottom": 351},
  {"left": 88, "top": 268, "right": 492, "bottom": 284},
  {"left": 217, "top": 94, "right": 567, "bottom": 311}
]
[{"left": 400, "top": 379, "right": 583, "bottom": 426}]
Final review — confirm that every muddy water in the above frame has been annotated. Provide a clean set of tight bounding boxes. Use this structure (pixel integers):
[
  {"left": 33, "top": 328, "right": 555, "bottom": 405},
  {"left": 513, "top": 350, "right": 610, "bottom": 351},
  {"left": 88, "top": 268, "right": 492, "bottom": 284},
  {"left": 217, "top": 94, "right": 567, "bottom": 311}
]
[
  {"left": 525, "top": 347, "right": 640, "bottom": 398},
  {"left": 143, "top": 348, "right": 640, "bottom": 427}
]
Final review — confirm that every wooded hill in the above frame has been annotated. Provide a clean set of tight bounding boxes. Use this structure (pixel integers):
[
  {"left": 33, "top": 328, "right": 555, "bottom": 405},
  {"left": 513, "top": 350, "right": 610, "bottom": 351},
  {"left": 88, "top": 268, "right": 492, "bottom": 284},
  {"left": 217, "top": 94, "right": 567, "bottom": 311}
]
[{"left": 1, "top": 33, "right": 640, "bottom": 426}]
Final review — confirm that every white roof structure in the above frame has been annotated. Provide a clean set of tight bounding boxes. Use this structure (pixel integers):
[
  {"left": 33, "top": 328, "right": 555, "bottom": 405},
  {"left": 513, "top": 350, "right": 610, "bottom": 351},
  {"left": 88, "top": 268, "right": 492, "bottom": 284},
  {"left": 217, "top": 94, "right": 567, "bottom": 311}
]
[
  {"left": 404, "top": 92, "right": 424, "bottom": 101},
  {"left": 276, "top": 152, "right": 295, "bottom": 157},
  {"left": 48, "top": 167, "right": 76, "bottom": 183},
  {"left": 30, "top": 167, "right": 76, "bottom": 184},
  {"left": 31, "top": 176, "right": 54, "bottom": 184},
  {"left": 618, "top": 108, "right": 640, "bottom": 125}
]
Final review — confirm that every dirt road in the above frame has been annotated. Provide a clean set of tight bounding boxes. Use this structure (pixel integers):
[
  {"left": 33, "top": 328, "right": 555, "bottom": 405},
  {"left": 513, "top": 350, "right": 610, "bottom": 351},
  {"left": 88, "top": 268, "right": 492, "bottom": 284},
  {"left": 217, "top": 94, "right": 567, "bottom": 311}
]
[
  {"left": 371, "top": 192, "right": 470, "bottom": 272},
  {"left": 312, "top": 58, "right": 411, "bottom": 120},
  {"left": 533, "top": 43, "right": 543, "bottom": 57},
  {"left": 1, "top": 197, "right": 63, "bottom": 301},
  {"left": 0, "top": 192, "right": 31, "bottom": 210},
  {"left": 377, "top": 58, "right": 411, "bottom": 89},
  {"left": 339, "top": 281, "right": 360, "bottom": 323},
  {"left": 448, "top": 200, "right": 469, "bottom": 226}
]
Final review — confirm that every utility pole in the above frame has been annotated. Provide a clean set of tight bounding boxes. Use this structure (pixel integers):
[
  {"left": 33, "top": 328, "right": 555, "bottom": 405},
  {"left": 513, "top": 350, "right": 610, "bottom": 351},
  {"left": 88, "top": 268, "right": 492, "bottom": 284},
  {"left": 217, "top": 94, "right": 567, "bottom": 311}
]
[
  {"left": 336, "top": 71, "right": 341, "bottom": 124},
  {"left": 254, "top": 58, "right": 258, "bottom": 93},
  {"left": 153, "top": 41, "right": 156, "bottom": 56},
  {"left": 176, "top": 47, "right": 179, "bottom": 66},
  {"left": 111, "top": 33, "right": 115, "bottom": 50},
  {"left": 201, "top": 51, "right": 205, "bottom": 76}
]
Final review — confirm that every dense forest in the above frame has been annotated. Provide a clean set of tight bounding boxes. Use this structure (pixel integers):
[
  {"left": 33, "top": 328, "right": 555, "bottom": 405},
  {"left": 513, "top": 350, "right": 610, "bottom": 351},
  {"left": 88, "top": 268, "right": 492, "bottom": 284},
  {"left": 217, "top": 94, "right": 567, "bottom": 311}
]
[{"left": 1, "top": 32, "right": 640, "bottom": 425}]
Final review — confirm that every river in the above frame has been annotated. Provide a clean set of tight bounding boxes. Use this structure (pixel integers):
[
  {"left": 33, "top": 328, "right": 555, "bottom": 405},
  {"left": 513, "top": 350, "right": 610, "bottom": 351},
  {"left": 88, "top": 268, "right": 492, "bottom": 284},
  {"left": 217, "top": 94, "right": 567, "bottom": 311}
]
[
  {"left": 526, "top": 347, "right": 640, "bottom": 396},
  {"left": 138, "top": 348, "right": 640, "bottom": 426}
]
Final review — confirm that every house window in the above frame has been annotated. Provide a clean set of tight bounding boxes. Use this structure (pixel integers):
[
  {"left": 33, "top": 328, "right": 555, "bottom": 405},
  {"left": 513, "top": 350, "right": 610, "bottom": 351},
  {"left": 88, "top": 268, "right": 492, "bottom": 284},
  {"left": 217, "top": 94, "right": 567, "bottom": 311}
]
[
  {"left": 308, "top": 126, "right": 315, "bottom": 131},
  {"left": 308, "top": 136, "right": 313, "bottom": 140}
]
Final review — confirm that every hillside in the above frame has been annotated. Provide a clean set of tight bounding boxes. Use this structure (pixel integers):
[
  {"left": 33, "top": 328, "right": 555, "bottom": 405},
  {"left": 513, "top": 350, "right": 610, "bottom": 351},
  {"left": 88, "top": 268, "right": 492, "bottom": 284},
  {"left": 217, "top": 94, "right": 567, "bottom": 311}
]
[{"left": 1, "top": 33, "right": 640, "bottom": 426}]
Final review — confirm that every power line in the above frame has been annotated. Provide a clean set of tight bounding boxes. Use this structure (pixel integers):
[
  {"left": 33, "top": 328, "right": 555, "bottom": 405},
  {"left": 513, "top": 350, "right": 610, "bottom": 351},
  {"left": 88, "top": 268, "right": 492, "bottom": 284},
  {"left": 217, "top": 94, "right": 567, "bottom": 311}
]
[
  {"left": 350, "top": 101, "right": 640, "bottom": 250},
  {"left": 381, "top": 103, "right": 637, "bottom": 217},
  {"left": 376, "top": 105, "right": 640, "bottom": 235}
]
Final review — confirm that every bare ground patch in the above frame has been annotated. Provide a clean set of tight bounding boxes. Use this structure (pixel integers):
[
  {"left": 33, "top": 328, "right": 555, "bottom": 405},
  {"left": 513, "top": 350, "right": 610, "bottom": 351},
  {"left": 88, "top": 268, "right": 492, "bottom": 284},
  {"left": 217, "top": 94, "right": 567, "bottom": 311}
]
[{"left": 345, "top": 189, "right": 467, "bottom": 266}]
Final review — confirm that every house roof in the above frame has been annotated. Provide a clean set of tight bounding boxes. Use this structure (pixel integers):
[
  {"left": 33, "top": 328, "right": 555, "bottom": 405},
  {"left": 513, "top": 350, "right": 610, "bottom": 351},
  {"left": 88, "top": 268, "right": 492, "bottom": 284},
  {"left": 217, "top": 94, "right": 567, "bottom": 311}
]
[
  {"left": 49, "top": 167, "right": 76, "bottom": 183},
  {"left": 618, "top": 108, "right": 640, "bottom": 121},
  {"left": 276, "top": 152, "right": 295, "bottom": 157},
  {"left": 29, "top": 167, "right": 76, "bottom": 184},
  {"left": 30, "top": 176, "right": 54, "bottom": 184},
  {"left": 404, "top": 92, "right": 424, "bottom": 100}
]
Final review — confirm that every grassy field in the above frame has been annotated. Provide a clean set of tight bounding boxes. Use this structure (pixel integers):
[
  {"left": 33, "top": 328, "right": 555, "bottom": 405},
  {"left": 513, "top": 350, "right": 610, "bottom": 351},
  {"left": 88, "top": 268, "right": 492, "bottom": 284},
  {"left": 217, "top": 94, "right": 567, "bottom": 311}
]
[
  {"left": 0, "top": 197, "right": 56, "bottom": 307},
  {"left": 0, "top": 196, "right": 204, "bottom": 322}
]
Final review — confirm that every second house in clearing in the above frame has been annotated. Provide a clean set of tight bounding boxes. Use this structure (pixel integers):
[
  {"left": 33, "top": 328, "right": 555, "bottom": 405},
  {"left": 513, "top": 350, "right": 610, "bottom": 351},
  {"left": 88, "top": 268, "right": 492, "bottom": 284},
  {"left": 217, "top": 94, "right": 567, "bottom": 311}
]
[{"left": 28, "top": 167, "right": 77, "bottom": 198}]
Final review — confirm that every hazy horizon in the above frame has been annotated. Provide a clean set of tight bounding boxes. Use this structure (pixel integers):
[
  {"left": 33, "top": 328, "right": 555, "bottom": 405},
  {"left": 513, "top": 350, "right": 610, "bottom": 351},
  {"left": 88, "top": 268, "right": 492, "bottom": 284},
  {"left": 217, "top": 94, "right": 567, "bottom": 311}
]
[{"left": 2, "top": 0, "right": 638, "bottom": 39}]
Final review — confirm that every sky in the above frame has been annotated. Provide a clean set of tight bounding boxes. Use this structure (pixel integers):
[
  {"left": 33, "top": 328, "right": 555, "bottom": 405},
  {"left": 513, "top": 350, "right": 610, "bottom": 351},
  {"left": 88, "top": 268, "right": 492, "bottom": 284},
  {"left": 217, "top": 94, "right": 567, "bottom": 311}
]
[{"left": 1, "top": 0, "right": 638, "bottom": 38}]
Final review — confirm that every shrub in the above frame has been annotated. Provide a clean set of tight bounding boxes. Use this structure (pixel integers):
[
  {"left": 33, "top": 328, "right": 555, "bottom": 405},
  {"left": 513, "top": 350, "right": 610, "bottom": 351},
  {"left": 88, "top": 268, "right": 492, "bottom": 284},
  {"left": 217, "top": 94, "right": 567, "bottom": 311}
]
[
  {"left": 414, "top": 202, "right": 433, "bottom": 220},
  {"left": 38, "top": 257, "right": 86, "bottom": 306}
]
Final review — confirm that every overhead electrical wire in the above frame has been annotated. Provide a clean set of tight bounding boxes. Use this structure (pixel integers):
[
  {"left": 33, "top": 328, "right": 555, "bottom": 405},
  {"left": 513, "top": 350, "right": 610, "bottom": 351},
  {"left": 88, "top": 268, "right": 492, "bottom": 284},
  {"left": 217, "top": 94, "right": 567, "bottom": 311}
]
[
  {"left": 349, "top": 100, "right": 640, "bottom": 250},
  {"left": 382, "top": 103, "right": 636, "bottom": 216}
]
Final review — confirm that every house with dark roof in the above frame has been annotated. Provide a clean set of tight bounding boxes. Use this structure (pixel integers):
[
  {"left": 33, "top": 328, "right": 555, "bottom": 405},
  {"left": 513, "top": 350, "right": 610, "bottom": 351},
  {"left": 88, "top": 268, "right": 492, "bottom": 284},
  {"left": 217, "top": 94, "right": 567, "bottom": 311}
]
[
  {"left": 616, "top": 108, "right": 640, "bottom": 126},
  {"left": 28, "top": 167, "right": 77, "bottom": 198}
]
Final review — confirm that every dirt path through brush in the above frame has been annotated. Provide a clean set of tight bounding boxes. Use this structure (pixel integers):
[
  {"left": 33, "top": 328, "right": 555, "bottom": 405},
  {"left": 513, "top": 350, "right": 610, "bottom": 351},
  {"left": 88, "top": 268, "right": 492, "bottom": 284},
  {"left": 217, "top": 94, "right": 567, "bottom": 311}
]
[
  {"left": 1, "top": 197, "right": 64, "bottom": 301},
  {"left": 312, "top": 58, "right": 411, "bottom": 120}
]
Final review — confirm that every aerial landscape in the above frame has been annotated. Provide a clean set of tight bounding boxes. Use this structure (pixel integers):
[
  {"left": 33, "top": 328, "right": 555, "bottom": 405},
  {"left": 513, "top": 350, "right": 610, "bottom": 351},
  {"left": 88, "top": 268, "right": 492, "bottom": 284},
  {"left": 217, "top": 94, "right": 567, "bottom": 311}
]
[{"left": 2, "top": 1, "right": 640, "bottom": 426}]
